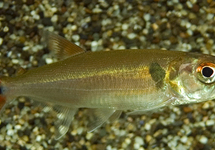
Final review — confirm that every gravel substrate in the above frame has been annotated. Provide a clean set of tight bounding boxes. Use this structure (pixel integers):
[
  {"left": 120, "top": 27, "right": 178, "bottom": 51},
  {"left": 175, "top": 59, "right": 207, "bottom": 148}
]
[{"left": 1, "top": 0, "right": 215, "bottom": 150}]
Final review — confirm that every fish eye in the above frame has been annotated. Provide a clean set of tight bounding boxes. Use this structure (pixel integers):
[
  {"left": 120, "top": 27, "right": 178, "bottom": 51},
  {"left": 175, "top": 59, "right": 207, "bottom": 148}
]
[
  {"left": 202, "top": 66, "right": 215, "bottom": 78},
  {"left": 196, "top": 63, "right": 215, "bottom": 84}
]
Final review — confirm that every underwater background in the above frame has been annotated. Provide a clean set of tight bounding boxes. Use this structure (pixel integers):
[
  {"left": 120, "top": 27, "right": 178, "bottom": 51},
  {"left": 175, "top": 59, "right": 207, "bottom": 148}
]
[{"left": 0, "top": 0, "right": 215, "bottom": 149}]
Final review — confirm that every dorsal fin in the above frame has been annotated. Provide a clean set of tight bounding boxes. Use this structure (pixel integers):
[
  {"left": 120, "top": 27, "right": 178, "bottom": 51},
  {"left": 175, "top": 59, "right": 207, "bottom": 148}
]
[{"left": 45, "top": 31, "right": 85, "bottom": 60}]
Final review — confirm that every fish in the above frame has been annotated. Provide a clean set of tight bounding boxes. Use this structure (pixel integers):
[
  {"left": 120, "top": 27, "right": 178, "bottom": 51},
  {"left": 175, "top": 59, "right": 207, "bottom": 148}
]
[{"left": 1, "top": 32, "right": 215, "bottom": 139}]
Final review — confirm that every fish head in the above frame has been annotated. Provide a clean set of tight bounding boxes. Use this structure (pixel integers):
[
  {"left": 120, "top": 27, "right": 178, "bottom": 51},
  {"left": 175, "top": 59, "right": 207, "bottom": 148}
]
[{"left": 168, "top": 54, "right": 215, "bottom": 104}]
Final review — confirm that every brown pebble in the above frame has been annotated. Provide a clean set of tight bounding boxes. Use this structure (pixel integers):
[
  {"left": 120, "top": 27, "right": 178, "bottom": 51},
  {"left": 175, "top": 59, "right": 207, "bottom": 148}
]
[
  {"left": 19, "top": 36, "right": 26, "bottom": 43},
  {"left": 180, "top": 32, "right": 189, "bottom": 38},
  {"left": 192, "top": 4, "right": 199, "bottom": 12},
  {"left": 183, "top": 106, "right": 193, "bottom": 113},
  {"left": 169, "top": 36, "right": 178, "bottom": 44}
]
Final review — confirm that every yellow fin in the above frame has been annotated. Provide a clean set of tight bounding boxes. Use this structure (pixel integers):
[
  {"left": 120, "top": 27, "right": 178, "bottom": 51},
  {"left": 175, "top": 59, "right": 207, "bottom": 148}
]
[
  {"left": 16, "top": 67, "right": 27, "bottom": 76},
  {"left": 45, "top": 31, "right": 85, "bottom": 60}
]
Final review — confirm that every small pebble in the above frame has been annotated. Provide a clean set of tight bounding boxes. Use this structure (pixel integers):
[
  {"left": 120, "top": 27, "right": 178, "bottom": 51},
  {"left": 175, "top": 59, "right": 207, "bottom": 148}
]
[
  {"left": 143, "top": 13, "right": 150, "bottom": 21},
  {"left": 134, "top": 136, "right": 144, "bottom": 145},
  {"left": 206, "top": 120, "right": 214, "bottom": 126},
  {"left": 45, "top": 58, "right": 53, "bottom": 64},
  {"left": 199, "top": 136, "right": 208, "bottom": 144},
  {"left": 72, "top": 35, "right": 80, "bottom": 41},
  {"left": 202, "top": 102, "right": 210, "bottom": 109},
  {"left": 127, "top": 33, "right": 137, "bottom": 39},
  {"left": 180, "top": 136, "right": 188, "bottom": 143},
  {"left": 51, "top": 15, "right": 58, "bottom": 22},
  {"left": 86, "top": 132, "right": 93, "bottom": 140},
  {"left": 0, "top": 37, "right": 3, "bottom": 45}
]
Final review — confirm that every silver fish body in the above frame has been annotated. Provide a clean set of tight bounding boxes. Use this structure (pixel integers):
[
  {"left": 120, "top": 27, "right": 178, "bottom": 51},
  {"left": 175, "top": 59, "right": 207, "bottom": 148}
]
[{"left": 1, "top": 33, "right": 215, "bottom": 139}]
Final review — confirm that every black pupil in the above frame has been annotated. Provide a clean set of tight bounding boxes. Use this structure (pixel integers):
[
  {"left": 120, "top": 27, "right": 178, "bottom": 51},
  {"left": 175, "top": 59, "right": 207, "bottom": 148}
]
[{"left": 202, "top": 67, "right": 214, "bottom": 78}]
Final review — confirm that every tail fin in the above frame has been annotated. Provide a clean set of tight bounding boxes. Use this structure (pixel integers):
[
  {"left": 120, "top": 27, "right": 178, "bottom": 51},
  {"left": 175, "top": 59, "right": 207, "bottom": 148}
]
[
  {"left": 0, "top": 78, "right": 8, "bottom": 114},
  {"left": 0, "top": 95, "right": 6, "bottom": 112}
]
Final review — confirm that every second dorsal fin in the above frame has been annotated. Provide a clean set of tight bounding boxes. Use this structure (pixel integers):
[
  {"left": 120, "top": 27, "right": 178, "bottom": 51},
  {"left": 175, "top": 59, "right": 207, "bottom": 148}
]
[{"left": 45, "top": 32, "right": 85, "bottom": 60}]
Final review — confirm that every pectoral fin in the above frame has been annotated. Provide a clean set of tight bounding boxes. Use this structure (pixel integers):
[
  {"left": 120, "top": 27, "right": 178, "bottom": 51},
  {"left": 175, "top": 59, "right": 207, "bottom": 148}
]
[{"left": 87, "top": 108, "right": 117, "bottom": 132}]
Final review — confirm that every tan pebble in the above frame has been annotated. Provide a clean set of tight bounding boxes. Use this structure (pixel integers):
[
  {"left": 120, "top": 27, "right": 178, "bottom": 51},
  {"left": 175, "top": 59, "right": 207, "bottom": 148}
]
[
  {"left": 152, "top": 23, "right": 159, "bottom": 31},
  {"left": 184, "top": 118, "right": 190, "bottom": 124},
  {"left": 202, "top": 102, "right": 210, "bottom": 109},
  {"left": 86, "top": 132, "right": 93, "bottom": 140},
  {"left": 22, "top": 135, "right": 29, "bottom": 142},
  {"left": 153, "top": 130, "right": 162, "bottom": 138},
  {"left": 127, "top": 124, "right": 135, "bottom": 131},
  {"left": 145, "top": 134, "right": 152, "bottom": 143}
]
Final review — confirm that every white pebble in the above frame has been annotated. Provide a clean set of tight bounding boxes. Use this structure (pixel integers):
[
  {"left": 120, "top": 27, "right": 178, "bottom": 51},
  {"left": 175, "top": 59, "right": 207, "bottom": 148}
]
[
  {"left": 206, "top": 120, "right": 214, "bottom": 126},
  {"left": 101, "top": 19, "right": 111, "bottom": 26},
  {"left": 133, "top": 143, "right": 140, "bottom": 149},
  {"left": 12, "top": 59, "right": 19, "bottom": 64},
  {"left": 207, "top": 14, "right": 214, "bottom": 20},
  {"left": 77, "top": 127, "right": 84, "bottom": 135},
  {"left": 91, "top": 41, "right": 98, "bottom": 52},
  {"left": 3, "top": 26, "right": 9, "bottom": 32},
  {"left": 144, "top": 123, "right": 151, "bottom": 130},
  {"left": 36, "top": 135, "right": 42, "bottom": 142},
  {"left": 0, "top": 37, "right": 3, "bottom": 45},
  {"left": 135, "top": 136, "right": 144, "bottom": 145},
  {"left": 127, "top": 33, "right": 137, "bottom": 39},
  {"left": 93, "top": 6, "right": 102, "bottom": 13},
  {"left": 51, "top": 7, "right": 57, "bottom": 13},
  {"left": 6, "top": 124, "right": 13, "bottom": 130},
  {"left": 180, "top": 136, "right": 188, "bottom": 143},
  {"left": 143, "top": 13, "right": 151, "bottom": 21},
  {"left": 122, "top": 23, "right": 129, "bottom": 30},
  {"left": 71, "top": 25, "right": 77, "bottom": 31},
  {"left": 7, "top": 129, "right": 14, "bottom": 136},
  {"left": 72, "top": 35, "right": 80, "bottom": 41},
  {"left": 15, "top": 124, "right": 22, "bottom": 130},
  {"left": 45, "top": 58, "right": 53, "bottom": 64},
  {"left": 23, "top": 46, "right": 30, "bottom": 51},
  {"left": 186, "top": 1, "right": 193, "bottom": 8},
  {"left": 51, "top": 15, "right": 58, "bottom": 22},
  {"left": 199, "top": 136, "right": 208, "bottom": 144},
  {"left": 125, "top": 138, "right": 131, "bottom": 144}
]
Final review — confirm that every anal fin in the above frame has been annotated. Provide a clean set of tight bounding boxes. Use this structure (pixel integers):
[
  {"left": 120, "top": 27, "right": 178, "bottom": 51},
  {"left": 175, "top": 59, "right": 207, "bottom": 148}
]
[
  {"left": 53, "top": 105, "right": 78, "bottom": 140},
  {"left": 87, "top": 108, "right": 117, "bottom": 132}
]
